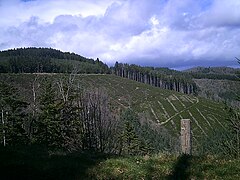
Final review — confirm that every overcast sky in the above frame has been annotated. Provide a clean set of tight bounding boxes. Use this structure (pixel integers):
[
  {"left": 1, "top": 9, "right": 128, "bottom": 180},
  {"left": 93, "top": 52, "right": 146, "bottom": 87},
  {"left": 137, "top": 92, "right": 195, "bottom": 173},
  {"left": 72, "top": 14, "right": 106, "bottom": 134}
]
[{"left": 0, "top": 0, "right": 240, "bottom": 69}]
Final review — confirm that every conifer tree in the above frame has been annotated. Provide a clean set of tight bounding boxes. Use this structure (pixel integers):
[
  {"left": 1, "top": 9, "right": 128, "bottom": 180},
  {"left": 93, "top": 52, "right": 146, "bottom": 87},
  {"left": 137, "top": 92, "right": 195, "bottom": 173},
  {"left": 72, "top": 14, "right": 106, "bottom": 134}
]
[
  {"left": 0, "top": 82, "right": 28, "bottom": 146},
  {"left": 35, "top": 82, "right": 63, "bottom": 149},
  {"left": 119, "top": 108, "right": 142, "bottom": 155}
]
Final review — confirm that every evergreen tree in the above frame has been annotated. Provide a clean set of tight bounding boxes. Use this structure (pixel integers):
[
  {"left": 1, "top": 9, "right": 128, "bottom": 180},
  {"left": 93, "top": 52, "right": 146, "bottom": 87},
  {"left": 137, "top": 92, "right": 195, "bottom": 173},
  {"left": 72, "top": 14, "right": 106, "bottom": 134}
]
[
  {"left": 119, "top": 108, "right": 147, "bottom": 155},
  {"left": 0, "top": 82, "right": 29, "bottom": 146},
  {"left": 35, "top": 82, "right": 63, "bottom": 149}
]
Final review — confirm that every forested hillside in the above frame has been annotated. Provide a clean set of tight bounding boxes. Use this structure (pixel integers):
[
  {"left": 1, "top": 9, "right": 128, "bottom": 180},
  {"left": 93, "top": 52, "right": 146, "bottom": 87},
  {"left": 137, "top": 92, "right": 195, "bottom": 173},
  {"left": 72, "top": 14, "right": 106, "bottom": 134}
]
[
  {"left": 1, "top": 48, "right": 239, "bottom": 103},
  {"left": 184, "top": 66, "right": 240, "bottom": 81},
  {"left": 0, "top": 47, "right": 239, "bottom": 107},
  {"left": 0, "top": 73, "right": 231, "bottom": 155},
  {"left": 0, "top": 47, "right": 109, "bottom": 74}
]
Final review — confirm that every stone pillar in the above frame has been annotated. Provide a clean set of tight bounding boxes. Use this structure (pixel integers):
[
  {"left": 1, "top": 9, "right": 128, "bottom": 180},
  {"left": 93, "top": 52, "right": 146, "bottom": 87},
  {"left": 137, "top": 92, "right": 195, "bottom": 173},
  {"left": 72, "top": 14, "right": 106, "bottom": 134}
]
[{"left": 181, "top": 119, "right": 191, "bottom": 155}]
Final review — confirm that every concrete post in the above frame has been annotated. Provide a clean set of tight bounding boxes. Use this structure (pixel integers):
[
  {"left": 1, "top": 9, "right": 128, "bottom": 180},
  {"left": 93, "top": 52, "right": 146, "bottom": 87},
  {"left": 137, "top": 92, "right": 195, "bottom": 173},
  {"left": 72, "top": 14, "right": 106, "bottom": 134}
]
[{"left": 181, "top": 119, "right": 191, "bottom": 155}]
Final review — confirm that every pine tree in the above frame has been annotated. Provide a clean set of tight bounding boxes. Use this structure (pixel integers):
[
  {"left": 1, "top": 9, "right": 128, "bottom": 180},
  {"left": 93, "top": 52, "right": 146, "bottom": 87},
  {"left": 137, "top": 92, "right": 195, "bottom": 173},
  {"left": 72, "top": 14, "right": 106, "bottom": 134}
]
[
  {"left": 120, "top": 120, "right": 140, "bottom": 155},
  {"left": 0, "top": 82, "right": 29, "bottom": 146},
  {"left": 35, "top": 82, "right": 63, "bottom": 149},
  {"left": 119, "top": 108, "right": 142, "bottom": 155}
]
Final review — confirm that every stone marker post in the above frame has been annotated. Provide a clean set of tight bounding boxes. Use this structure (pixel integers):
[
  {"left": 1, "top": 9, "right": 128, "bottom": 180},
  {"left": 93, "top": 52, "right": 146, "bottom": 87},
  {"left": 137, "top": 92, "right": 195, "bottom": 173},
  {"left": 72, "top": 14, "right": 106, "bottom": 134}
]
[{"left": 181, "top": 119, "right": 191, "bottom": 155}]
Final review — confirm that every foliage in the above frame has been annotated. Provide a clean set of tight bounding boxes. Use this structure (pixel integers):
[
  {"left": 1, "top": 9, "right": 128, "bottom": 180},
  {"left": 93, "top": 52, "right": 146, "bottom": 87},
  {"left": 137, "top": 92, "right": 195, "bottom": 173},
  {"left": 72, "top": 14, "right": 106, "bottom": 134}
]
[
  {"left": 0, "top": 81, "right": 29, "bottom": 146},
  {"left": 0, "top": 47, "right": 109, "bottom": 74},
  {"left": 197, "top": 107, "right": 240, "bottom": 158},
  {"left": 0, "top": 73, "right": 229, "bottom": 152},
  {"left": 225, "top": 108, "right": 240, "bottom": 158},
  {"left": 34, "top": 82, "right": 64, "bottom": 149},
  {"left": 118, "top": 109, "right": 144, "bottom": 155}
]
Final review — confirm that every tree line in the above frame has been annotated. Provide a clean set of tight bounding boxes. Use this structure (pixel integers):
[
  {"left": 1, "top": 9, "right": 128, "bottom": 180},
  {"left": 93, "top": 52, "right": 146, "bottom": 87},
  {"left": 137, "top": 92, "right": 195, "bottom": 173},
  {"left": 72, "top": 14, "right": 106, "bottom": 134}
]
[{"left": 112, "top": 62, "right": 197, "bottom": 95}]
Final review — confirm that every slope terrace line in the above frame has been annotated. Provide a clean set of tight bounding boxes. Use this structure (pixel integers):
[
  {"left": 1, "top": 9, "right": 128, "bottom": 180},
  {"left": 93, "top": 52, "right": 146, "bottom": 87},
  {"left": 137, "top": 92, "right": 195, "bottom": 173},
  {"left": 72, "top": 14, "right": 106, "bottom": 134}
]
[
  {"left": 196, "top": 108, "right": 213, "bottom": 129},
  {"left": 188, "top": 110, "right": 208, "bottom": 136},
  {"left": 150, "top": 105, "right": 160, "bottom": 123},
  {"left": 183, "top": 95, "right": 194, "bottom": 103},
  {"left": 159, "top": 97, "right": 199, "bottom": 125},
  {"left": 157, "top": 101, "right": 170, "bottom": 118},
  {"left": 166, "top": 97, "right": 178, "bottom": 112},
  {"left": 208, "top": 116, "right": 226, "bottom": 130},
  {"left": 201, "top": 104, "right": 222, "bottom": 112},
  {"left": 172, "top": 94, "right": 186, "bottom": 108}
]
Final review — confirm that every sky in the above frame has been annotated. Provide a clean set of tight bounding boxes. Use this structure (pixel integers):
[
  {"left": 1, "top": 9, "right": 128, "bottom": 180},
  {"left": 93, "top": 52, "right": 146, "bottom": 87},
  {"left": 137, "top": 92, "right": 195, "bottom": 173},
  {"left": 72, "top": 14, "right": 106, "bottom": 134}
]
[{"left": 0, "top": 0, "right": 240, "bottom": 69}]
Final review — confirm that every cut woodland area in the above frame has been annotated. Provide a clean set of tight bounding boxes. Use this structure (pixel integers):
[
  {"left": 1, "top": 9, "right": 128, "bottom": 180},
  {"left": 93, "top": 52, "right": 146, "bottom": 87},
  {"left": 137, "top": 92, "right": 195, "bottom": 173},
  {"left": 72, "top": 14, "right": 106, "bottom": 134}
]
[{"left": 0, "top": 48, "right": 239, "bottom": 179}]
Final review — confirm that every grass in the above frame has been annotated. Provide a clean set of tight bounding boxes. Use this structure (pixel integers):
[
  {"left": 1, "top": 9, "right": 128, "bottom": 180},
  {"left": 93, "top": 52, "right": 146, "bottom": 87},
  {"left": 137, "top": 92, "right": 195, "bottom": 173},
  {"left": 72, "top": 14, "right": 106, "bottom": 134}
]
[
  {"left": 0, "top": 146, "right": 239, "bottom": 179},
  {"left": 89, "top": 154, "right": 240, "bottom": 180}
]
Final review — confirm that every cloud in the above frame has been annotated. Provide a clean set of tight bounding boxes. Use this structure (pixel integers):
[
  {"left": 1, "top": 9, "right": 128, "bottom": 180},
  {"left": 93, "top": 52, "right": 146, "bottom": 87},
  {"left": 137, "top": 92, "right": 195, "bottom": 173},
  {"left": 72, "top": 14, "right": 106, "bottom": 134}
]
[{"left": 0, "top": 0, "right": 240, "bottom": 68}]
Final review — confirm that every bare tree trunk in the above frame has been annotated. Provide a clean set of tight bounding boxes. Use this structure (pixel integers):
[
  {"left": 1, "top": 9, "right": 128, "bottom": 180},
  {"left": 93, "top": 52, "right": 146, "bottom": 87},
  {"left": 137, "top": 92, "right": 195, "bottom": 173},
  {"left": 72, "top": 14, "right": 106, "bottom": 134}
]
[
  {"left": 1, "top": 109, "right": 6, "bottom": 147},
  {"left": 57, "top": 71, "right": 76, "bottom": 103},
  {"left": 29, "top": 75, "right": 40, "bottom": 138}
]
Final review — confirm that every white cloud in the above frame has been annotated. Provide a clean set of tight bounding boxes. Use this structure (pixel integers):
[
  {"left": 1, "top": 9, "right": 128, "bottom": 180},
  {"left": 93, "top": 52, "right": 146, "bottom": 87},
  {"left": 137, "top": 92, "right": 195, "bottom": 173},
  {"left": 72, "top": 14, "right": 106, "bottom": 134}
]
[{"left": 0, "top": 0, "right": 240, "bottom": 68}]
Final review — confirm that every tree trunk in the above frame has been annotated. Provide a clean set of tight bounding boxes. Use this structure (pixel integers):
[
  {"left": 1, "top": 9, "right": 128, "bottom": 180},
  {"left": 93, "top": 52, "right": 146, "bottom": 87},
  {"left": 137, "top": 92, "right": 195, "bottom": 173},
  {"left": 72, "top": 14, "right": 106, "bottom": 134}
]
[{"left": 1, "top": 109, "right": 6, "bottom": 147}]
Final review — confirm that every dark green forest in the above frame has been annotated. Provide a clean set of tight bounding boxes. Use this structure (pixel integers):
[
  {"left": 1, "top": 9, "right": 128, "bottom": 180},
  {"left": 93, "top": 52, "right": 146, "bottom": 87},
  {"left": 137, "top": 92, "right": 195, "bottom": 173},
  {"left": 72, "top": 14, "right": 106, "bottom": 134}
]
[{"left": 0, "top": 47, "right": 109, "bottom": 74}]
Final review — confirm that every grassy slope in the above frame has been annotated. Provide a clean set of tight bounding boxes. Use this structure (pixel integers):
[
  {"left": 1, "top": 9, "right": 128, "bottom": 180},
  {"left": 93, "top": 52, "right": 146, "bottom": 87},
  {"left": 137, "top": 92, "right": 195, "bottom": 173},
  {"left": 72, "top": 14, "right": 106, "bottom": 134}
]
[
  {"left": 77, "top": 74, "right": 227, "bottom": 140},
  {"left": 89, "top": 154, "right": 240, "bottom": 179},
  {"left": 0, "top": 73, "right": 228, "bottom": 139}
]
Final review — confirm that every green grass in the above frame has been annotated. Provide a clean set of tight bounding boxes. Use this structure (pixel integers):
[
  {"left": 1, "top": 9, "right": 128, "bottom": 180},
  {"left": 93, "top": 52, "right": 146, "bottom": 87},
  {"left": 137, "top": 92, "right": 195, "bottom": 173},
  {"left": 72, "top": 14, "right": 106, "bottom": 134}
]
[
  {"left": 1, "top": 146, "right": 239, "bottom": 179},
  {"left": 89, "top": 154, "right": 240, "bottom": 180}
]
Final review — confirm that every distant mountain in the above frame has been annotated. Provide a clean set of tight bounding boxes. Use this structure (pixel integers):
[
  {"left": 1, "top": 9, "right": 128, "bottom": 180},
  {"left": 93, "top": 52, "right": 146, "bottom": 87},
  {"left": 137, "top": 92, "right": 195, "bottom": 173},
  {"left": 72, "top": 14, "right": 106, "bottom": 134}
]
[
  {"left": 0, "top": 47, "right": 109, "bottom": 74},
  {"left": 183, "top": 66, "right": 240, "bottom": 107},
  {"left": 184, "top": 66, "right": 240, "bottom": 75}
]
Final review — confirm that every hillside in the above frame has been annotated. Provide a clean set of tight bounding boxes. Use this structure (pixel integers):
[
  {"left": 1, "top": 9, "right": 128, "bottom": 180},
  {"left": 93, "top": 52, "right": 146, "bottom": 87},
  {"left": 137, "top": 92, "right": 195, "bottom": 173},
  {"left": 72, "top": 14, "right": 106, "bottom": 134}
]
[
  {"left": 0, "top": 47, "right": 109, "bottom": 74},
  {"left": 183, "top": 66, "right": 240, "bottom": 81},
  {"left": 0, "top": 48, "right": 239, "bottom": 107},
  {"left": 0, "top": 73, "right": 228, "bottom": 151},
  {"left": 184, "top": 66, "right": 239, "bottom": 75},
  {"left": 194, "top": 78, "right": 240, "bottom": 107},
  {"left": 181, "top": 66, "right": 240, "bottom": 107}
]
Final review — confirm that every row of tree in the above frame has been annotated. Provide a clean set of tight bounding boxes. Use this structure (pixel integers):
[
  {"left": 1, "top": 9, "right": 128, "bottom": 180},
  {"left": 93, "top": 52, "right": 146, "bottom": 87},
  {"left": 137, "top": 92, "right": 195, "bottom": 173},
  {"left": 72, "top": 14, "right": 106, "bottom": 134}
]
[{"left": 112, "top": 62, "right": 197, "bottom": 94}]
